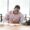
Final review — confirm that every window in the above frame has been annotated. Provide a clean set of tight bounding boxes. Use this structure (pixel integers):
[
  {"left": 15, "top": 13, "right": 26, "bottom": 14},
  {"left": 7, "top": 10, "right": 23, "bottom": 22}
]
[{"left": 0, "top": 0, "right": 7, "bottom": 16}]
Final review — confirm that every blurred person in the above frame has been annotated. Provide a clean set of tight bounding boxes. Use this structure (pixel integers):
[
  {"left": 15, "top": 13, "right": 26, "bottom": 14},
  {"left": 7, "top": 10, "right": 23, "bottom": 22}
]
[{"left": 4, "top": 5, "right": 25, "bottom": 24}]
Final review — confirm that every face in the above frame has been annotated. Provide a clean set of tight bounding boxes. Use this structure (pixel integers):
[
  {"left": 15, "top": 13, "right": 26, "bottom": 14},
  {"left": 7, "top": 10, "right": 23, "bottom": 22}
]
[
  {"left": 14, "top": 8, "right": 20, "bottom": 11},
  {"left": 14, "top": 8, "right": 20, "bottom": 14}
]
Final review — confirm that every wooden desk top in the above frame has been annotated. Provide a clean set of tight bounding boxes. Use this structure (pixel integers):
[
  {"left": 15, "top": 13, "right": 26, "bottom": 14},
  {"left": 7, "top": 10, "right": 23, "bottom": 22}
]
[{"left": 0, "top": 23, "right": 30, "bottom": 30}]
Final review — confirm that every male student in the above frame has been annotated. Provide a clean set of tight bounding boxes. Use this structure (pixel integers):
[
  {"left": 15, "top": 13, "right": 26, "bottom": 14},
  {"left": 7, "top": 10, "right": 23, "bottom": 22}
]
[{"left": 4, "top": 5, "right": 25, "bottom": 24}]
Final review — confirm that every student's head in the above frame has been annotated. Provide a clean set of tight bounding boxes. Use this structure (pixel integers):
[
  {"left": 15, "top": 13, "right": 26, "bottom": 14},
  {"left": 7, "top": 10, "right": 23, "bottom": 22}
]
[
  {"left": 13, "top": 5, "right": 20, "bottom": 14},
  {"left": 14, "top": 5, "right": 20, "bottom": 11}
]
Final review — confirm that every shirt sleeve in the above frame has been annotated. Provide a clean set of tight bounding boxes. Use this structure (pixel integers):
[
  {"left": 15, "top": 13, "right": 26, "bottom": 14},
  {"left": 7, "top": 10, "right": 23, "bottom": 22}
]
[
  {"left": 19, "top": 14, "right": 26, "bottom": 24},
  {"left": 5, "top": 12, "right": 9, "bottom": 20},
  {"left": 3, "top": 12, "right": 9, "bottom": 23}
]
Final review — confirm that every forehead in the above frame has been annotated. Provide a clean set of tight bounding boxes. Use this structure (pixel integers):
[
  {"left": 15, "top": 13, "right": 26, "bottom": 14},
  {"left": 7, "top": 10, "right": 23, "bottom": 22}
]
[{"left": 15, "top": 8, "right": 20, "bottom": 9}]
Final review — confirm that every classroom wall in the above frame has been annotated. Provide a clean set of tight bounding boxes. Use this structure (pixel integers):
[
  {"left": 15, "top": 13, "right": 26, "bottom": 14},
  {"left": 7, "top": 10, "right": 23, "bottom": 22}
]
[{"left": 0, "top": 0, "right": 29, "bottom": 16}]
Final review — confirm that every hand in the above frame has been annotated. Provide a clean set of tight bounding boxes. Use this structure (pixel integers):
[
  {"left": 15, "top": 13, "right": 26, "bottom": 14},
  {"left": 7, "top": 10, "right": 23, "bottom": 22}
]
[{"left": 12, "top": 19, "right": 19, "bottom": 24}]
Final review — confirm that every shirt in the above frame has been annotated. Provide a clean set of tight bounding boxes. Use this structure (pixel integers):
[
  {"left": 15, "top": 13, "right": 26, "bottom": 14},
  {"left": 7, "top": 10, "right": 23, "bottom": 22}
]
[{"left": 4, "top": 11, "right": 26, "bottom": 24}]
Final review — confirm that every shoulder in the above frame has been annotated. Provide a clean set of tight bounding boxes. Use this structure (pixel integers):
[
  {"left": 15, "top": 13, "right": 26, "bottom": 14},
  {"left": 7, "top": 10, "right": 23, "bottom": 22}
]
[
  {"left": 6, "top": 11, "right": 13, "bottom": 15},
  {"left": 19, "top": 12, "right": 24, "bottom": 17},
  {"left": 7, "top": 11, "right": 13, "bottom": 14}
]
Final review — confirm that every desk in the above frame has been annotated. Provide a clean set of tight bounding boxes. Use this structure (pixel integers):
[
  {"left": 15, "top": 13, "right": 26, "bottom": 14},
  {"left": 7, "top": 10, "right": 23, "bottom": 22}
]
[{"left": 0, "top": 23, "right": 30, "bottom": 30}]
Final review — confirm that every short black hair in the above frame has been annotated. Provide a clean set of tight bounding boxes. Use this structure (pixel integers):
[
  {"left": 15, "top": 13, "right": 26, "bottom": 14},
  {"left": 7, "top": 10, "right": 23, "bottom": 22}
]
[{"left": 15, "top": 5, "right": 20, "bottom": 9}]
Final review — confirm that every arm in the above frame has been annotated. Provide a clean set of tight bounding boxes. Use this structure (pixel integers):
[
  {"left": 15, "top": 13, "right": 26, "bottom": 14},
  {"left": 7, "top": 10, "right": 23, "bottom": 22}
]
[
  {"left": 20, "top": 15, "right": 26, "bottom": 24},
  {"left": 3, "top": 12, "right": 9, "bottom": 23}
]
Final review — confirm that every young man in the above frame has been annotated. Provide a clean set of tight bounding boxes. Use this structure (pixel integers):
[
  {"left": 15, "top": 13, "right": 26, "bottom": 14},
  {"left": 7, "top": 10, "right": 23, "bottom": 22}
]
[{"left": 4, "top": 5, "right": 25, "bottom": 24}]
